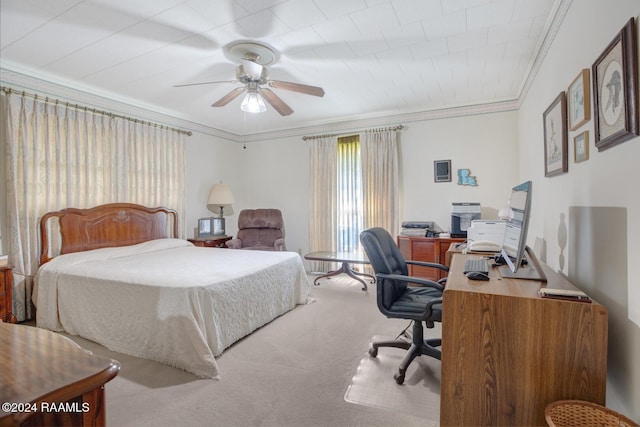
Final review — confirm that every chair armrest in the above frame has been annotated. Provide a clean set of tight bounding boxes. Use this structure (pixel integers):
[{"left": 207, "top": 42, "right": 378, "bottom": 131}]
[
  {"left": 375, "top": 273, "right": 444, "bottom": 292},
  {"left": 225, "top": 238, "right": 242, "bottom": 249},
  {"left": 406, "top": 260, "right": 449, "bottom": 273},
  {"left": 422, "top": 297, "right": 443, "bottom": 319},
  {"left": 274, "top": 238, "right": 286, "bottom": 251}
]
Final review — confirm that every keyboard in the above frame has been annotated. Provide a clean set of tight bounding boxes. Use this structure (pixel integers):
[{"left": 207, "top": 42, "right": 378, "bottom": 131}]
[{"left": 463, "top": 258, "right": 489, "bottom": 274}]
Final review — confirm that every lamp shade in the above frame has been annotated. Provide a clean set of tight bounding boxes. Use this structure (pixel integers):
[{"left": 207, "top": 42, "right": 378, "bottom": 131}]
[{"left": 208, "top": 183, "right": 235, "bottom": 206}]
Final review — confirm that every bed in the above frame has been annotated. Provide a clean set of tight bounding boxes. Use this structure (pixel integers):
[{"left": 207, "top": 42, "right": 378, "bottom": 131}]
[{"left": 34, "top": 203, "right": 310, "bottom": 379}]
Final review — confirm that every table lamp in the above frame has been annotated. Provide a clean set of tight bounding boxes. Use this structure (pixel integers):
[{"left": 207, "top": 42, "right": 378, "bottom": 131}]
[{"left": 208, "top": 183, "right": 235, "bottom": 218}]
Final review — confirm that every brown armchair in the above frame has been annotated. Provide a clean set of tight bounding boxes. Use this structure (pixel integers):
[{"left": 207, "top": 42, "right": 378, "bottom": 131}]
[{"left": 225, "top": 209, "right": 286, "bottom": 251}]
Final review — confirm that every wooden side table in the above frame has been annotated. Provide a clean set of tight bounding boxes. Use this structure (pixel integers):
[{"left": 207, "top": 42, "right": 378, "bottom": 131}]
[
  {"left": 0, "top": 266, "right": 17, "bottom": 324},
  {"left": 0, "top": 322, "right": 120, "bottom": 426},
  {"left": 188, "top": 236, "right": 232, "bottom": 248}
]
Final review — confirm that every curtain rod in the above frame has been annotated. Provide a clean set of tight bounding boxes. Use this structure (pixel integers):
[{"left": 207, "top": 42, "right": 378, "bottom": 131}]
[
  {"left": 1, "top": 86, "right": 193, "bottom": 136},
  {"left": 302, "top": 124, "right": 404, "bottom": 141}
]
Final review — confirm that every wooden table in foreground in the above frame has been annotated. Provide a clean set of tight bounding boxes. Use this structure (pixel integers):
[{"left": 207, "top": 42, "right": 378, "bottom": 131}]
[
  {"left": 0, "top": 323, "right": 120, "bottom": 427},
  {"left": 440, "top": 253, "right": 608, "bottom": 426}
]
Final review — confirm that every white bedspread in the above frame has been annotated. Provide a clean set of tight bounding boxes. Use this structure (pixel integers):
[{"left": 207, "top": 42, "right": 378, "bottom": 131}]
[{"left": 34, "top": 239, "right": 310, "bottom": 378}]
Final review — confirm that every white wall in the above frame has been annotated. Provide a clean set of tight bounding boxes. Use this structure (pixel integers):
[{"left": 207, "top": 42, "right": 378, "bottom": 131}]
[
  {"left": 518, "top": 0, "right": 640, "bottom": 419},
  {"left": 184, "top": 132, "right": 240, "bottom": 238},
  {"left": 197, "top": 110, "right": 520, "bottom": 263},
  {"left": 400, "top": 111, "right": 520, "bottom": 230}
]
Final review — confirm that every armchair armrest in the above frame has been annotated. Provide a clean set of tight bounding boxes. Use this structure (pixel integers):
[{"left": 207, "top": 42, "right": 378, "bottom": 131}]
[
  {"left": 274, "top": 238, "right": 286, "bottom": 251},
  {"left": 225, "top": 238, "right": 242, "bottom": 249},
  {"left": 406, "top": 260, "right": 449, "bottom": 273},
  {"left": 375, "top": 273, "right": 444, "bottom": 292}
]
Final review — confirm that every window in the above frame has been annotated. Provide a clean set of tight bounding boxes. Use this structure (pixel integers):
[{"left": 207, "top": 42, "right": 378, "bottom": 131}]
[{"left": 337, "top": 135, "right": 362, "bottom": 252}]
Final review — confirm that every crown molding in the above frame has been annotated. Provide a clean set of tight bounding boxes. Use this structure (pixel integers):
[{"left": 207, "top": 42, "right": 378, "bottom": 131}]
[
  {"left": 242, "top": 99, "right": 520, "bottom": 142},
  {"left": 1, "top": 66, "right": 520, "bottom": 143},
  {"left": 516, "top": 0, "right": 573, "bottom": 107},
  {"left": 0, "top": 67, "right": 239, "bottom": 141}
]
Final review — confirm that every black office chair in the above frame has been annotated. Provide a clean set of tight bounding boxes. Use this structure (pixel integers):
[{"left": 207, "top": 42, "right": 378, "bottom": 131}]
[{"left": 359, "top": 227, "right": 448, "bottom": 385}]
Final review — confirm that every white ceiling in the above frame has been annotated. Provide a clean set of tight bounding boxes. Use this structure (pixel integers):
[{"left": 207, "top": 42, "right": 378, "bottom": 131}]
[{"left": 1, "top": 0, "right": 564, "bottom": 138}]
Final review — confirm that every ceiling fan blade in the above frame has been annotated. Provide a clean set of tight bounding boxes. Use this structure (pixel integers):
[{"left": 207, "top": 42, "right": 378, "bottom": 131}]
[
  {"left": 212, "top": 87, "right": 246, "bottom": 107},
  {"left": 260, "top": 88, "right": 294, "bottom": 116},
  {"left": 269, "top": 80, "right": 325, "bottom": 97},
  {"left": 174, "top": 80, "right": 236, "bottom": 88},
  {"left": 240, "top": 59, "right": 263, "bottom": 79}
]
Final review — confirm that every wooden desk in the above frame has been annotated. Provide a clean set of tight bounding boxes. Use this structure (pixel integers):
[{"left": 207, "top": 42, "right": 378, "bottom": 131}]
[
  {"left": 0, "top": 323, "right": 120, "bottom": 427},
  {"left": 397, "top": 236, "right": 465, "bottom": 280},
  {"left": 440, "top": 253, "right": 608, "bottom": 426}
]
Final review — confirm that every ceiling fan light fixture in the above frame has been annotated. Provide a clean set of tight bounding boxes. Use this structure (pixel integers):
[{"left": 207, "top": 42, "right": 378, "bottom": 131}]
[{"left": 240, "top": 90, "right": 266, "bottom": 113}]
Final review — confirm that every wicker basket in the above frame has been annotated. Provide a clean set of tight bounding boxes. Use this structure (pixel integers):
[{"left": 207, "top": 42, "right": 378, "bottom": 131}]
[{"left": 545, "top": 400, "right": 639, "bottom": 427}]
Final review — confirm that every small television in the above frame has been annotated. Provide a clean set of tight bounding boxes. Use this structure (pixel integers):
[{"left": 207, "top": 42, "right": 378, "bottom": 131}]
[
  {"left": 498, "top": 181, "right": 546, "bottom": 281},
  {"left": 197, "top": 217, "right": 226, "bottom": 238}
]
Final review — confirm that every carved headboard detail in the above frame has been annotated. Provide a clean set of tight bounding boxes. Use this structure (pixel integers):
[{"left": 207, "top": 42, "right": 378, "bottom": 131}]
[{"left": 40, "top": 203, "right": 178, "bottom": 264}]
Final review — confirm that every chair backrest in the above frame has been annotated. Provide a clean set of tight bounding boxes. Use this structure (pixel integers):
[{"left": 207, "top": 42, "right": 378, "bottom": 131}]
[
  {"left": 236, "top": 209, "right": 284, "bottom": 249},
  {"left": 360, "top": 227, "right": 409, "bottom": 310}
]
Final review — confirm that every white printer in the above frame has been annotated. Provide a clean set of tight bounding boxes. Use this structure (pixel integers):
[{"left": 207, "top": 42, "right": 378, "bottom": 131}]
[{"left": 466, "top": 220, "right": 507, "bottom": 245}]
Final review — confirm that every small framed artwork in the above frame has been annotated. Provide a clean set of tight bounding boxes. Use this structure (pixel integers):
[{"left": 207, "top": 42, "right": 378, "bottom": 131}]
[
  {"left": 591, "top": 17, "right": 639, "bottom": 151},
  {"left": 568, "top": 69, "right": 590, "bottom": 130},
  {"left": 434, "top": 160, "right": 451, "bottom": 182},
  {"left": 543, "top": 92, "right": 568, "bottom": 177},
  {"left": 574, "top": 131, "right": 589, "bottom": 163}
]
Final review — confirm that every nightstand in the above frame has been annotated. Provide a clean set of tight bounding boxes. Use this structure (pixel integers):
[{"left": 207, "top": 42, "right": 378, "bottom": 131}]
[
  {"left": 188, "top": 236, "right": 233, "bottom": 248},
  {"left": 0, "top": 266, "right": 17, "bottom": 323}
]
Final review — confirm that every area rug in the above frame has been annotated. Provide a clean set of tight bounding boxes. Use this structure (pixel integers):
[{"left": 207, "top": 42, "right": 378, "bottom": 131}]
[{"left": 344, "top": 335, "right": 441, "bottom": 425}]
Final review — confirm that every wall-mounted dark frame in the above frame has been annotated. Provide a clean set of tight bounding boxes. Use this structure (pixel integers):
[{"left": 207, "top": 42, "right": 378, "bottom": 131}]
[
  {"left": 543, "top": 92, "right": 568, "bottom": 177},
  {"left": 591, "top": 17, "right": 639, "bottom": 151},
  {"left": 434, "top": 160, "right": 451, "bottom": 182}
]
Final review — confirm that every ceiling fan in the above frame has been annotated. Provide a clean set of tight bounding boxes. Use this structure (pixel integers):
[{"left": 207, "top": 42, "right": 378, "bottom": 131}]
[{"left": 174, "top": 42, "right": 324, "bottom": 116}]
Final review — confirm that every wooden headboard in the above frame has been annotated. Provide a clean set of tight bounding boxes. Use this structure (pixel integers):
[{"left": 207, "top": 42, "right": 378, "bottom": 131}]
[{"left": 40, "top": 203, "right": 178, "bottom": 265}]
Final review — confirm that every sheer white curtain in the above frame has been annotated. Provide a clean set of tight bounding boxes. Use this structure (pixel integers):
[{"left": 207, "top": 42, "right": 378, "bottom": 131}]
[
  {"left": 308, "top": 136, "right": 337, "bottom": 272},
  {"left": 360, "top": 129, "right": 400, "bottom": 235},
  {"left": 4, "top": 92, "right": 186, "bottom": 320}
]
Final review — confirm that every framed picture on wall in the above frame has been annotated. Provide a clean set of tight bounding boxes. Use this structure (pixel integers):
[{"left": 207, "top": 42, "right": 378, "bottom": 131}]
[
  {"left": 568, "top": 69, "right": 590, "bottom": 131},
  {"left": 591, "top": 17, "right": 639, "bottom": 151},
  {"left": 574, "top": 131, "right": 589, "bottom": 163},
  {"left": 434, "top": 160, "right": 451, "bottom": 182},
  {"left": 543, "top": 92, "right": 568, "bottom": 177}
]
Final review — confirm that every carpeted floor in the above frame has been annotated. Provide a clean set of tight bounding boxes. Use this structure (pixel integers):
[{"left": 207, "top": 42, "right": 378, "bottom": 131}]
[{"left": 61, "top": 274, "right": 441, "bottom": 427}]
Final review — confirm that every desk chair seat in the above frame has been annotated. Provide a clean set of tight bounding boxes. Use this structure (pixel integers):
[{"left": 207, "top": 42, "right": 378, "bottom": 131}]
[{"left": 360, "top": 227, "right": 448, "bottom": 385}]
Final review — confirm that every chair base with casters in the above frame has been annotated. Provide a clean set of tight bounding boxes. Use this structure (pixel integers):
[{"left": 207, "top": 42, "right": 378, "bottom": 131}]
[
  {"left": 368, "top": 319, "right": 441, "bottom": 385},
  {"left": 359, "top": 227, "right": 448, "bottom": 385}
]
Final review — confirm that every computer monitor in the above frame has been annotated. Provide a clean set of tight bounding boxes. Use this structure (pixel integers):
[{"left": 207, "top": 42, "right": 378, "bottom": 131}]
[{"left": 499, "top": 181, "right": 547, "bottom": 281}]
